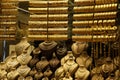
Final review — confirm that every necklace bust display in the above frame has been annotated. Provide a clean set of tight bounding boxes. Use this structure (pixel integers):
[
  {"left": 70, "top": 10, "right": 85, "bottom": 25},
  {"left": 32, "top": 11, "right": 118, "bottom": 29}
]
[
  {"left": 63, "top": 72, "right": 73, "bottom": 80},
  {"left": 61, "top": 51, "right": 75, "bottom": 66},
  {"left": 43, "top": 67, "right": 53, "bottom": 77},
  {"left": 63, "top": 55, "right": 78, "bottom": 76},
  {"left": 6, "top": 56, "right": 19, "bottom": 71},
  {"left": 29, "top": 54, "right": 39, "bottom": 68},
  {"left": 15, "top": 37, "right": 30, "bottom": 56},
  {"left": 17, "top": 64, "right": 31, "bottom": 77},
  {"left": 0, "top": 68, "right": 7, "bottom": 79},
  {"left": 101, "top": 57, "right": 116, "bottom": 73},
  {"left": 4, "top": 51, "right": 17, "bottom": 62},
  {"left": 49, "top": 53, "right": 60, "bottom": 71},
  {"left": 34, "top": 69, "right": 43, "bottom": 80},
  {"left": 56, "top": 45, "right": 67, "bottom": 59},
  {"left": 75, "top": 65, "right": 90, "bottom": 80},
  {"left": 39, "top": 41, "right": 57, "bottom": 51},
  {"left": 33, "top": 47, "right": 41, "bottom": 55},
  {"left": 17, "top": 50, "right": 32, "bottom": 65},
  {"left": 0, "top": 62, "right": 7, "bottom": 70},
  {"left": 29, "top": 67, "right": 37, "bottom": 77},
  {"left": 76, "top": 51, "right": 92, "bottom": 68},
  {"left": 36, "top": 56, "right": 49, "bottom": 71},
  {"left": 7, "top": 68, "right": 19, "bottom": 80},
  {"left": 71, "top": 41, "right": 88, "bottom": 57},
  {"left": 55, "top": 66, "right": 64, "bottom": 79},
  {"left": 39, "top": 41, "right": 57, "bottom": 60}
]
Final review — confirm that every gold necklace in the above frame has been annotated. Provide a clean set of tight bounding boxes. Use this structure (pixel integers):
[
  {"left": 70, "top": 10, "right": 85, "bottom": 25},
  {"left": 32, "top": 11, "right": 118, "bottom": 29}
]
[{"left": 20, "top": 53, "right": 28, "bottom": 62}]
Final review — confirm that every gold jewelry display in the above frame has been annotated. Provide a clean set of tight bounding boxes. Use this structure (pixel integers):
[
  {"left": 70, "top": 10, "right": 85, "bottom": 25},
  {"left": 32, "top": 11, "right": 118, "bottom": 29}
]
[
  {"left": 95, "top": 3, "right": 117, "bottom": 12},
  {"left": 61, "top": 51, "right": 75, "bottom": 66},
  {"left": 26, "top": 76, "right": 33, "bottom": 80},
  {"left": 96, "top": 0, "right": 117, "bottom": 5},
  {"left": 71, "top": 41, "right": 88, "bottom": 57},
  {"left": 30, "top": 14, "right": 68, "bottom": 21},
  {"left": 6, "top": 56, "right": 19, "bottom": 71},
  {"left": 0, "top": 68, "right": 7, "bottom": 80},
  {"left": 0, "top": 62, "right": 7, "bottom": 70},
  {"left": 49, "top": 53, "right": 60, "bottom": 69},
  {"left": 15, "top": 37, "right": 31, "bottom": 56},
  {"left": 76, "top": 51, "right": 93, "bottom": 68},
  {"left": 74, "top": 6, "right": 94, "bottom": 13},
  {"left": 91, "top": 74, "right": 104, "bottom": 80},
  {"left": 42, "top": 77, "right": 49, "bottom": 80},
  {"left": 30, "top": 0, "right": 68, "bottom": 8},
  {"left": 73, "top": 13, "right": 93, "bottom": 20},
  {"left": 17, "top": 64, "right": 31, "bottom": 77},
  {"left": 63, "top": 55, "right": 78, "bottom": 76},
  {"left": 0, "top": 0, "right": 17, "bottom": 40},
  {"left": 101, "top": 57, "right": 117, "bottom": 73},
  {"left": 74, "top": 0, "right": 94, "bottom": 6},
  {"left": 63, "top": 72, "right": 73, "bottom": 80},
  {"left": 18, "top": 76, "right": 25, "bottom": 80},
  {"left": 43, "top": 67, "right": 53, "bottom": 77},
  {"left": 17, "top": 50, "right": 32, "bottom": 65},
  {"left": 75, "top": 65, "right": 90, "bottom": 80},
  {"left": 29, "top": 54, "right": 39, "bottom": 68},
  {"left": 1, "top": 0, "right": 18, "bottom": 2},
  {"left": 7, "top": 68, "right": 19, "bottom": 80},
  {"left": 36, "top": 56, "right": 49, "bottom": 71},
  {"left": 28, "top": 0, "right": 68, "bottom": 41},
  {"left": 94, "top": 12, "right": 116, "bottom": 19},
  {"left": 29, "top": 67, "right": 37, "bottom": 77},
  {"left": 34, "top": 69, "right": 43, "bottom": 80},
  {"left": 4, "top": 50, "right": 17, "bottom": 62},
  {"left": 55, "top": 66, "right": 64, "bottom": 79}
]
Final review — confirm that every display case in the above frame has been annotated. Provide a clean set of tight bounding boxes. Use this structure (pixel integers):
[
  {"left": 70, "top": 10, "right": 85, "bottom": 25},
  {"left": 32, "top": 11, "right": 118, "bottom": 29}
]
[{"left": 0, "top": 0, "right": 120, "bottom": 80}]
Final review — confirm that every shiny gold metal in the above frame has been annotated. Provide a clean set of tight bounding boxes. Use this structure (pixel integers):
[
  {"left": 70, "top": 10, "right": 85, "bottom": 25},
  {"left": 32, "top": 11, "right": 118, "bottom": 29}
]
[
  {"left": 95, "top": 3, "right": 117, "bottom": 12},
  {"left": 30, "top": 0, "right": 68, "bottom": 8},
  {"left": 1, "top": 9, "right": 17, "bottom": 15},
  {"left": 28, "top": 35, "right": 67, "bottom": 41},
  {"left": 74, "top": 0, "right": 94, "bottom": 6},
  {"left": 96, "top": 0, "right": 117, "bottom": 5},
  {"left": 94, "top": 12, "right": 116, "bottom": 19},
  {"left": 73, "top": 13, "right": 93, "bottom": 20},
  {"left": 74, "top": 6, "right": 94, "bottom": 13}
]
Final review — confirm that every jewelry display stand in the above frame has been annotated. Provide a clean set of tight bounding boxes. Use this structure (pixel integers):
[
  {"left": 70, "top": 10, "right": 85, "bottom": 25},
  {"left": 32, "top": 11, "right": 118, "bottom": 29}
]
[
  {"left": 15, "top": 37, "right": 31, "bottom": 56},
  {"left": 75, "top": 65, "right": 90, "bottom": 80},
  {"left": 17, "top": 50, "right": 32, "bottom": 65},
  {"left": 17, "top": 64, "right": 31, "bottom": 77}
]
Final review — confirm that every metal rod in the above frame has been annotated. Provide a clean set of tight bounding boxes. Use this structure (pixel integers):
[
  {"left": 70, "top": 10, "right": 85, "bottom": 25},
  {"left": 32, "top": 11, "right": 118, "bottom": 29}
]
[{"left": 47, "top": 0, "right": 49, "bottom": 40}]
